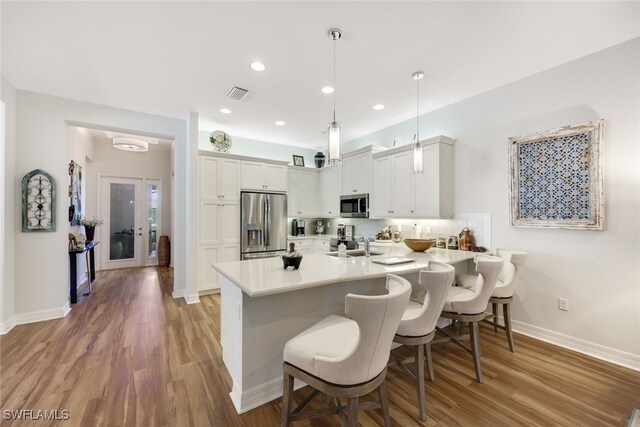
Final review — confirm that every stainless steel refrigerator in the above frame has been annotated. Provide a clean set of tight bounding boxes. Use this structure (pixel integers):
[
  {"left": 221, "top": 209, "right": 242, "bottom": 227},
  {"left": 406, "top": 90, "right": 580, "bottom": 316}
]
[{"left": 241, "top": 191, "right": 288, "bottom": 260}]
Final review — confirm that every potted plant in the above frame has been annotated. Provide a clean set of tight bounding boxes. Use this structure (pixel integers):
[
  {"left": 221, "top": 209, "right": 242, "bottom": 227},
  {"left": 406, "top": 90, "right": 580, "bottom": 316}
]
[{"left": 78, "top": 216, "right": 104, "bottom": 242}]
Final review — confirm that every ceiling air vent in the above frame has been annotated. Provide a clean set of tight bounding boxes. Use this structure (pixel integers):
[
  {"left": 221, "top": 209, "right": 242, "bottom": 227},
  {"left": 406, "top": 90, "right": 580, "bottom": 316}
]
[{"left": 226, "top": 86, "right": 249, "bottom": 101}]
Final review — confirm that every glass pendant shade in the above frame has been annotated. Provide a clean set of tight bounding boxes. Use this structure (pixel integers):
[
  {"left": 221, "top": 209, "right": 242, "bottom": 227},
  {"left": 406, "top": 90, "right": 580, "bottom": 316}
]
[
  {"left": 328, "top": 122, "right": 341, "bottom": 164},
  {"left": 413, "top": 140, "right": 423, "bottom": 174}
]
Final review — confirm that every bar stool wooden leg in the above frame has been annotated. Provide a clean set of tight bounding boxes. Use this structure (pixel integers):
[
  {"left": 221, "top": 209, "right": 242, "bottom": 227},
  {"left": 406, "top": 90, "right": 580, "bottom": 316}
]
[
  {"left": 379, "top": 379, "right": 391, "bottom": 427},
  {"left": 281, "top": 372, "right": 294, "bottom": 427},
  {"left": 425, "top": 342, "right": 435, "bottom": 381},
  {"left": 469, "top": 321, "right": 483, "bottom": 383},
  {"left": 347, "top": 397, "right": 358, "bottom": 427},
  {"left": 504, "top": 303, "right": 515, "bottom": 352},
  {"left": 492, "top": 302, "right": 499, "bottom": 332},
  {"left": 415, "top": 344, "right": 427, "bottom": 421}
]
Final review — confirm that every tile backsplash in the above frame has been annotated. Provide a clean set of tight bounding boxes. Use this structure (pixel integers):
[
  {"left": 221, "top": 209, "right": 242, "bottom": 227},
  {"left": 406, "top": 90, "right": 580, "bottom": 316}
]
[{"left": 314, "top": 213, "right": 492, "bottom": 249}]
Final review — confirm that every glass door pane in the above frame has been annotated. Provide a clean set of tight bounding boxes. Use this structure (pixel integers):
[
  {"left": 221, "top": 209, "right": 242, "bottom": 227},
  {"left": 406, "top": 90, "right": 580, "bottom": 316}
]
[
  {"left": 109, "top": 182, "right": 136, "bottom": 260},
  {"left": 148, "top": 183, "right": 158, "bottom": 257}
]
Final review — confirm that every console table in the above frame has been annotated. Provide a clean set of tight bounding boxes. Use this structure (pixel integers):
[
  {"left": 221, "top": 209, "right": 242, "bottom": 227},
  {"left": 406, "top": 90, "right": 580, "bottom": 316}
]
[{"left": 69, "top": 241, "right": 99, "bottom": 304}]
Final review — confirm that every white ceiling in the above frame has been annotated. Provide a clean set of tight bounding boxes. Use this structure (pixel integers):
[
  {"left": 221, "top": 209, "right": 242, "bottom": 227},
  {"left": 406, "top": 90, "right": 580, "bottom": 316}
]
[{"left": 3, "top": 2, "right": 639, "bottom": 150}]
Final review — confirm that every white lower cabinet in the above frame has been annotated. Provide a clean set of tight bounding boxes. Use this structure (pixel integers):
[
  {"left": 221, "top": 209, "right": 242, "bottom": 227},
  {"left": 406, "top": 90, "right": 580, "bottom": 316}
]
[
  {"left": 199, "top": 244, "right": 239, "bottom": 292},
  {"left": 314, "top": 238, "right": 331, "bottom": 252},
  {"left": 288, "top": 238, "right": 314, "bottom": 254}
]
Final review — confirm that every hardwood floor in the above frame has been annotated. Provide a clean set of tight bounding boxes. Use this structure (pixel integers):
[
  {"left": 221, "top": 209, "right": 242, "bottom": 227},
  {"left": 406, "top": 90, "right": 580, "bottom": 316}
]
[{"left": 1, "top": 267, "right": 638, "bottom": 426}]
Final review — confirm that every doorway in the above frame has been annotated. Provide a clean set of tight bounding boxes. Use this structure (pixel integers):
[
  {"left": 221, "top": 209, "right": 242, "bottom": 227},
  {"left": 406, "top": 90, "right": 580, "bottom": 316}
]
[{"left": 100, "top": 176, "right": 162, "bottom": 270}]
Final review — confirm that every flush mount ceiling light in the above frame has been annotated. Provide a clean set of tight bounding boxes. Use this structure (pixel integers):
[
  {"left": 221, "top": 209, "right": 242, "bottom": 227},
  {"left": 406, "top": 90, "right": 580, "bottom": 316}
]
[
  {"left": 113, "top": 137, "right": 148, "bottom": 152},
  {"left": 327, "top": 28, "right": 342, "bottom": 165},
  {"left": 372, "top": 104, "right": 385, "bottom": 110},
  {"left": 220, "top": 108, "right": 231, "bottom": 114},
  {"left": 275, "top": 120, "right": 286, "bottom": 126},
  {"left": 412, "top": 71, "right": 425, "bottom": 174},
  {"left": 250, "top": 61, "right": 266, "bottom": 71},
  {"left": 322, "top": 86, "right": 334, "bottom": 94}
]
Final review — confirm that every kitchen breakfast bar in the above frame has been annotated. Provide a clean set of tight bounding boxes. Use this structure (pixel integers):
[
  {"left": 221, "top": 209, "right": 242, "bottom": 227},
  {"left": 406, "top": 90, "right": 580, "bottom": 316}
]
[{"left": 212, "top": 248, "right": 477, "bottom": 414}]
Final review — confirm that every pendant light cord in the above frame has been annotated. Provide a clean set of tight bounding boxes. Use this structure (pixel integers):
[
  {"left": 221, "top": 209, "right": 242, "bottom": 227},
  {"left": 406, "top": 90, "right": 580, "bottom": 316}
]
[
  {"left": 333, "top": 37, "right": 337, "bottom": 123},
  {"left": 416, "top": 77, "right": 419, "bottom": 143}
]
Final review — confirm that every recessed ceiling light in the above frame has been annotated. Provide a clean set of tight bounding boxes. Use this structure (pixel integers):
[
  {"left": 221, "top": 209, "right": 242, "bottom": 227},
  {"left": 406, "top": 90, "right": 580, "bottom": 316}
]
[
  {"left": 220, "top": 108, "right": 231, "bottom": 114},
  {"left": 322, "top": 86, "right": 334, "bottom": 94},
  {"left": 275, "top": 121, "right": 286, "bottom": 126},
  {"left": 250, "top": 61, "right": 266, "bottom": 71},
  {"left": 372, "top": 104, "right": 385, "bottom": 110}
]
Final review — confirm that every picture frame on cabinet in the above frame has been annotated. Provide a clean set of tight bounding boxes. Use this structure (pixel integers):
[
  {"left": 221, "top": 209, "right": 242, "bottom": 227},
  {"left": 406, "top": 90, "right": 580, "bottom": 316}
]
[
  {"left": 292, "top": 155, "right": 305, "bottom": 167},
  {"left": 508, "top": 119, "right": 605, "bottom": 230}
]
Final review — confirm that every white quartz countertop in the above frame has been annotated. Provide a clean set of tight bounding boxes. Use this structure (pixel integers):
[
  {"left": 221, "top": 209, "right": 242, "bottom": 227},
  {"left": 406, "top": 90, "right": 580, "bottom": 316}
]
[{"left": 212, "top": 247, "right": 476, "bottom": 297}]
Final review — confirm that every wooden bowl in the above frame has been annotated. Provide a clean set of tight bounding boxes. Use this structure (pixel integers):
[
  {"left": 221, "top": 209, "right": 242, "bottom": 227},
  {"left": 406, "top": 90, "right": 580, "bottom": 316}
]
[{"left": 403, "top": 239, "right": 436, "bottom": 252}]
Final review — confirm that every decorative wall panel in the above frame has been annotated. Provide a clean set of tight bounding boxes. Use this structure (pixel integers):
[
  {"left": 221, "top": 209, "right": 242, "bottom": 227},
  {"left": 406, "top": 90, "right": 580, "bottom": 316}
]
[
  {"left": 509, "top": 120, "right": 605, "bottom": 230},
  {"left": 22, "top": 169, "right": 56, "bottom": 232}
]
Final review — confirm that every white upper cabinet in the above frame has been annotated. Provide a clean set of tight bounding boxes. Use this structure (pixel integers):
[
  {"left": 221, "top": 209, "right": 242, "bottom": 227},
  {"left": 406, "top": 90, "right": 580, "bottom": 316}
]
[
  {"left": 413, "top": 138, "right": 454, "bottom": 218},
  {"left": 341, "top": 146, "right": 380, "bottom": 195},
  {"left": 372, "top": 136, "right": 454, "bottom": 219},
  {"left": 200, "top": 156, "right": 240, "bottom": 202},
  {"left": 265, "top": 164, "right": 288, "bottom": 192},
  {"left": 288, "top": 168, "right": 319, "bottom": 217},
  {"left": 241, "top": 161, "right": 288, "bottom": 192},
  {"left": 319, "top": 165, "right": 341, "bottom": 217},
  {"left": 373, "top": 151, "right": 413, "bottom": 217}
]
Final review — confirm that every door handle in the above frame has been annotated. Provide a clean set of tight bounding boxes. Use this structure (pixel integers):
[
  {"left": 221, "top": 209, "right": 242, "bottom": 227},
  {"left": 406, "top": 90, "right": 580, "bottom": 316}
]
[{"left": 137, "top": 233, "right": 143, "bottom": 236}]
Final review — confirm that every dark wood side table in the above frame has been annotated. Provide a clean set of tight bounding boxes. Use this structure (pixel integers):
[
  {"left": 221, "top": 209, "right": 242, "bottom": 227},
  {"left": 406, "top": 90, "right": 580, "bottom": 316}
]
[{"left": 68, "top": 241, "right": 99, "bottom": 304}]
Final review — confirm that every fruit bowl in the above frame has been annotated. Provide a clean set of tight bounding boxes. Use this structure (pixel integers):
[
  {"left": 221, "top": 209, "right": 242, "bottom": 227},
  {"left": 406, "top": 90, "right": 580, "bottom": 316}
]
[{"left": 403, "top": 239, "right": 436, "bottom": 252}]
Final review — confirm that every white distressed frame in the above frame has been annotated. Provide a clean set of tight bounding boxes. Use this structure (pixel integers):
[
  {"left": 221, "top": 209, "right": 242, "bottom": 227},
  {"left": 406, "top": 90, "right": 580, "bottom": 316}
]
[{"left": 509, "top": 119, "right": 605, "bottom": 230}]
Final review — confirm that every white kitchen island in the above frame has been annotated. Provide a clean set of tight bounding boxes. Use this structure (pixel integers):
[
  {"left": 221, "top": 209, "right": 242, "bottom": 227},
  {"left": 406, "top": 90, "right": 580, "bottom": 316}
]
[{"left": 212, "top": 247, "right": 477, "bottom": 414}]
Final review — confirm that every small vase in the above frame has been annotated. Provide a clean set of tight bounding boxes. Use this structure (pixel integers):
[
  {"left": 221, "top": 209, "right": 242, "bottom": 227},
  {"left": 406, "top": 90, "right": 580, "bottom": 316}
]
[
  {"left": 314, "top": 152, "right": 326, "bottom": 168},
  {"left": 85, "top": 226, "right": 95, "bottom": 242}
]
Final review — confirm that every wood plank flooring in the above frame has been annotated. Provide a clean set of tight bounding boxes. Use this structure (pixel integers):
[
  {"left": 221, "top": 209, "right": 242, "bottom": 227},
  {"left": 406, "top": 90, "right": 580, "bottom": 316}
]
[{"left": 1, "top": 267, "right": 638, "bottom": 426}]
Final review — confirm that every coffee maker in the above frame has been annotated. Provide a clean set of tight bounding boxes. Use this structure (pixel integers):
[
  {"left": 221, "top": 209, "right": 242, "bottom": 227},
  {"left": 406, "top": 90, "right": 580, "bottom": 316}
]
[{"left": 291, "top": 219, "right": 305, "bottom": 237}]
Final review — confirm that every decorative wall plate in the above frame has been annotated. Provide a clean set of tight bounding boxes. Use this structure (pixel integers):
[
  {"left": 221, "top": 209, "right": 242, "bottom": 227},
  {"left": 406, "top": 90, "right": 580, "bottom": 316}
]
[{"left": 210, "top": 130, "right": 232, "bottom": 153}]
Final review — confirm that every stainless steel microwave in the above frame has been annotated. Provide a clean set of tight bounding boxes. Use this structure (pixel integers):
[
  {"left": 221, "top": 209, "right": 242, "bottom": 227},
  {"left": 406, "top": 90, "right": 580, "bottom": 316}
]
[{"left": 340, "top": 194, "right": 369, "bottom": 218}]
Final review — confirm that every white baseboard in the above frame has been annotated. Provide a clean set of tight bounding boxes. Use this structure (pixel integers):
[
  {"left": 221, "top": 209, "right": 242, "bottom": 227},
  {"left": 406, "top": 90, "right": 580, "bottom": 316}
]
[
  {"left": 0, "top": 302, "right": 71, "bottom": 335},
  {"left": 199, "top": 287, "right": 220, "bottom": 296},
  {"left": 230, "top": 377, "right": 306, "bottom": 414},
  {"left": 185, "top": 294, "right": 200, "bottom": 304},
  {"left": 510, "top": 318, "right": 640, "bottom": 372},
  {"left": 172, "top": 288, "right": 186, "bottom": 299}
]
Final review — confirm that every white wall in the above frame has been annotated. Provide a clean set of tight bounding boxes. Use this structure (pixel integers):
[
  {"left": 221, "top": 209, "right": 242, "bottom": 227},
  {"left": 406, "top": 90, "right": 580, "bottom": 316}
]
[
  {"left": 86, "top": 139, "right": 172, "bottom": 271},
  {"left": 68, "top": 126, "right": 95, "bottom": 288},
  {"left": 1, "top": 77, "right": 16, "bottom": 333},
  {"left": 12, "top": 90, "right": 188, "bottom": 320},
  {"left": 345, "top": 39, "right": 640, "bottom": 359},
  {"left": 198, "top": 131, "right": 319, "bottom": 167}
]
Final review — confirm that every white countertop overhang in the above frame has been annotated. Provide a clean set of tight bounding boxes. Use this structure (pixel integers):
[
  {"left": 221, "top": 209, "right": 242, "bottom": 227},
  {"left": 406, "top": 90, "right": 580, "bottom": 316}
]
[{"left": 212, "top": 248, "right": 476, "bottom": 297}]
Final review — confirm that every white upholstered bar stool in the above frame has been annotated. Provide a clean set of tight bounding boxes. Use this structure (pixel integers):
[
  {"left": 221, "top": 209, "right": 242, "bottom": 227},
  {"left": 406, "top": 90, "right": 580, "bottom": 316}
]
[
  {"left": 438, "top": 256, "right": 503, "bottom": 383},
  {"left": 392, "top": 261, "right": 455, "bottom": 421},
  {"left": 457, "top": 249, "right": 528, "bottom": 352},
  {"left": 281, "top": 274, "right": 411, "bottom": 427}
]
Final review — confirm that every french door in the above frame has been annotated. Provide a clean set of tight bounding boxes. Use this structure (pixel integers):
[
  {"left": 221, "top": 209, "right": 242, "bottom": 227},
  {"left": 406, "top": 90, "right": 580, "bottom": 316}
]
[{"left": 101, "top": 177, "right": 144, "bottom": 269}]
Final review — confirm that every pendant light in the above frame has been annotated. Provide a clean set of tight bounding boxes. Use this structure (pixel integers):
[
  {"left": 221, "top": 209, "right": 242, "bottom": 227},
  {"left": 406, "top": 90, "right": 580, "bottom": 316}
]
[
  {"left": 412, "top": 71, "right": 424, "bottom": 174},
  {"left": 328, "top": 28, "right": 342, "bottom": 165}
]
